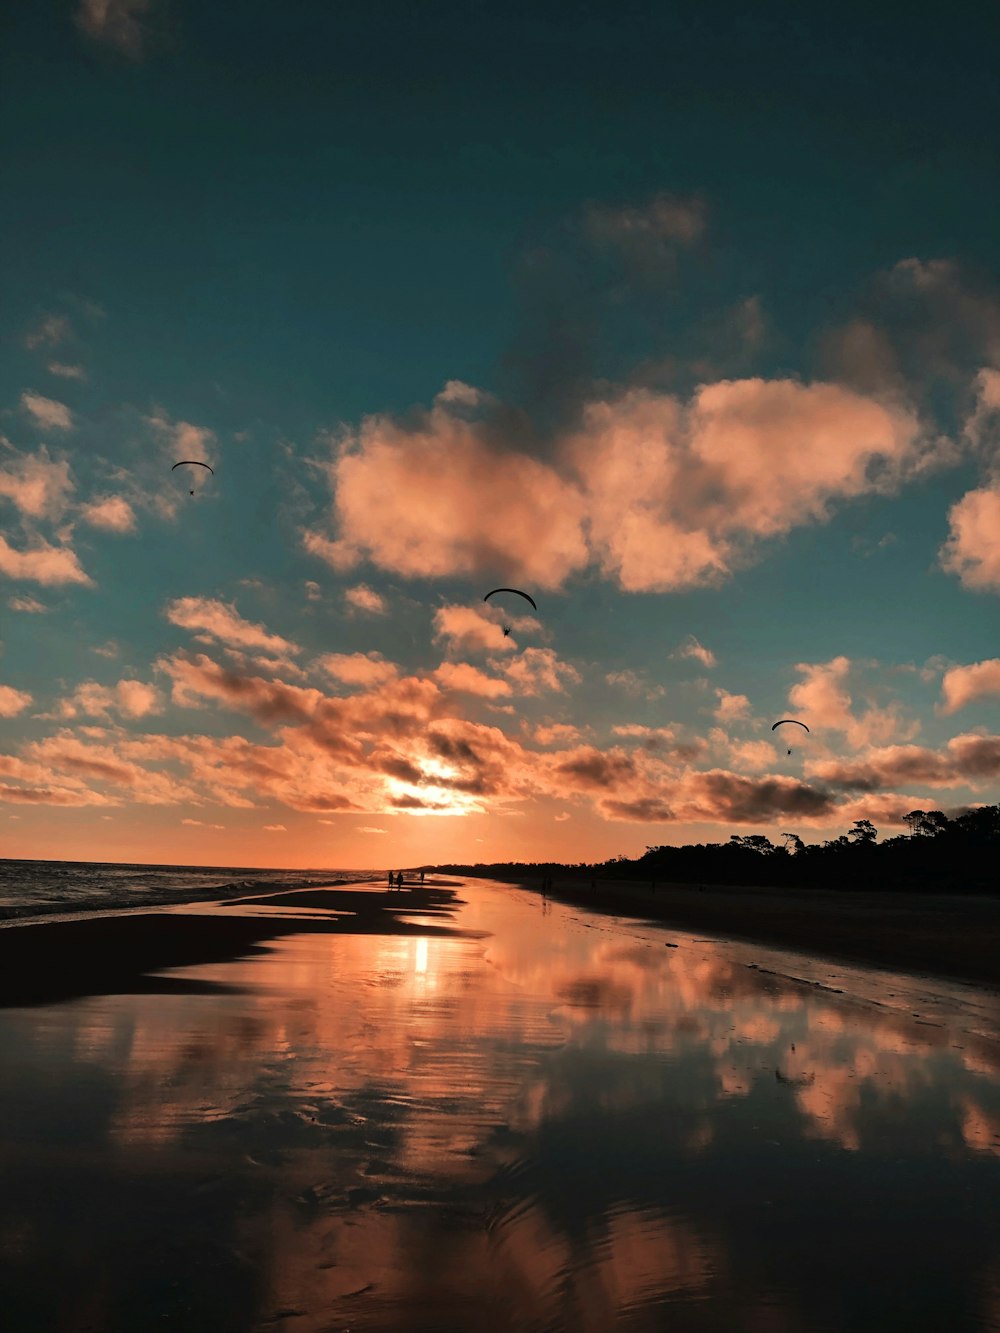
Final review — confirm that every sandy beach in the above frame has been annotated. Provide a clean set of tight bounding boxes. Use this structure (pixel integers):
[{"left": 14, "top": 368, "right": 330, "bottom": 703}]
[
  {"left": 0, "top": 880, "right": 475, "bottom": 1009},
  {"left": 522, "top": 876, "right": 1000, "bottom": 990}
]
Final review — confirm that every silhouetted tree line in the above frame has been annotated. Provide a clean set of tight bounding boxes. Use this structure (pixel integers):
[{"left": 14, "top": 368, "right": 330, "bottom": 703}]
[{"left": 434, "top": 803, "right": 1000, "bottom": 894}]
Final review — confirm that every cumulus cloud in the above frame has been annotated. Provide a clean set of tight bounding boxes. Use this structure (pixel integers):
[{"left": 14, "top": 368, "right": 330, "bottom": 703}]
[
  {"left": 0, "top": 447, "right": 74, "bottom": 520},
  {"left": 788, "top": 656, "right": 917, "bottom": 750},
  {"left": 316, "top": 652, "right": 398, "bottom": 688},
  {"left": 434, "top": 662, "right": 511, "bottom": 698},
  {"left": 21, "top": 393, "right": 74, "bottom": 432},
  {"left": 940, "top": 659, "right": 1000, "bottom": 714},
  {"left": 0, "top": 685, "right": 33, "bottom": 717},
  {"left": 814, "top": 734, "right": 1000, "bottom": 793},
  {"left": 80, "top": 495, "right": 137, "bottom": 533},
  {"left": 964, "top": 367, "right": 1000, "bottom": 449},
  {"left": 713, "top": 688, "right": 751, "bottom": 722},
  {"left": 584, "top": 192, "right": 707, "bottom": 265},
  {"left": 433, "top": 604, "right": 516, "bottom": 656},
  {"left": 181, "top": 818, "right": 224, "bottom": 829},
  {"left": 165, "top": 596, "right": 299, "bottom": 656},
  {"left": 263, "top": 823, "right": 287, "bottom": 832},
  {"left": 55, "top": 679, "right": 165, "bottom": 720},
  {"left": 501, "top": 647, "right": 581, "bottom": 696},
  {"left": 75, "top": 0, "right": 156, "bottom": 59},
  {"left": 147, "top": 411, "right": 216, "bottom": 470},
  {"left": 940, "top": 483, "right": 1000, "bottom": 591},
  {"left": 0, "top": 535, "right": 92, "bottom": 586},
  {"left": 304, "top": 580, "right": 321, "bottom": 601},
  {"left": 673, "top": 635, "right": 717, "bottom": 668},
  {"left": 344, "top": 584, "right": 386, "bottom": 615},
  {"left": 568, "top": 380, "right": 935, "bottom": 593},
  {"left": 306, "top": 391, "right": 589, "bottom": 588},
  {"left": 357, "top": 825, "right": 386, "bottom": 833}
]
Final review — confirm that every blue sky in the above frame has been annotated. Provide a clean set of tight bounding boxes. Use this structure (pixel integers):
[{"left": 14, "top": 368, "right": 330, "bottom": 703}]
[{"left": 1, "top": 0, "right": 999, "bottom": 867}]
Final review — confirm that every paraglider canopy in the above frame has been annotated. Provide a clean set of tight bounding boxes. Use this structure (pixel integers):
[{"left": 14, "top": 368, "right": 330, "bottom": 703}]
[
  {"left": 483, "top": 588, "right": 537, "bottom": 611},
  {"left": 171, "top": 460, "right": 215, "bottom": 496}
]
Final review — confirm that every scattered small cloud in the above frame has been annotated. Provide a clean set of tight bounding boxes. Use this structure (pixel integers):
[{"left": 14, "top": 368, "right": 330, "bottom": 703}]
[
  {"left": 8, "top": 595, "right": 48, "bottom": 614},
  {"left": 80, "top": 495, "right": 137, "bottom": 533},
  {"left": 47, "top": 362, "right": 87, "bottom": 382},
  {"left": 75, "top": 0, "right": 157, "bottom": 60},
  {"left": 344, "top": 583, "right": 386, "bottom": 615},
  {"left": 20, "top": 393, "right": 74, "bottom": 432},
  {"left": 0, "top": 684, "right": 33, "bottom": 717},
  {"left": 165, "top": 596, "right": 299, "bottom": 656},
  {"left": 316, "top": 652, "right": 398, "bottom": 688},
  {"left": 304, "top": 580, "right": 321, "bottom": 601},
  {"left": 714, "top": 688, "right": 751, "bottom": 722},
  {"left": 263, "top": 823, "right": 287, "bottom": 832},
  {"left": 92, "top": 640, "right": 120, "bottom": 658},
  {"left": 181, "top": 818, "right": 224, "bottom": 829},
  {"left": 0, "top": 535, "right": 92, "bottom": 586},
  {"left": 554, "top": 811, "right": 571, "bottom": 821},
  {"left": 605, "top": 668, "right": 666, "bottom": 700},
  {"left": 673, "top": 635, "right": 717, "bottom": 668},
  {"left": 357, "top": 826, "right": 386, "bottom": 833},
  {"left": 25, "top": 315, "right": 72, "bottom": 351}
]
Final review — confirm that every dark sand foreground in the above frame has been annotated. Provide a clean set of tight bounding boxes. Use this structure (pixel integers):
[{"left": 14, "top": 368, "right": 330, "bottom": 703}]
[
  {"left": 0, "top": 880, "right": 474, "bottom": 1008},
  {"left": 525, "top": 876, "right": 1000, "bottom": 990}
]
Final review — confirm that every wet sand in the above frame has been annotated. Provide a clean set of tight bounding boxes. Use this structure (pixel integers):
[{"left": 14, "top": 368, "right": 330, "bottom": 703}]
[
  {"left": 0, "top": 880, "right": 474, "bottom": 1008},
  {"left": 526, "top": 877, "right": 1000, "bottom": 990}
]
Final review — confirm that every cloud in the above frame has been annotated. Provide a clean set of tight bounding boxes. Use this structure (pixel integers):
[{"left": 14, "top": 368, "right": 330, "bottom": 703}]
[
  {"left": 344, "top": 583, "right": 386, "bottom": 615},
  {"left": 0, "top": 685, "right": 33, "bottom": 717},
  {"left": 0, "top": 447, "right": 74, "bottom": 520},
  {"left": 0, "top": 535, "right": 92, "bottom": 586},
  {"left": 263, "top": 823, "right": 287, "bottom": 832},
  {"left": 433, "top": 604, "right": 517, "bottom": 656},
  {"left": 940, "top": 659, "right": 1000, "bottom": 714},
  {"left": 24, "top": 315, "right": 72, "bottom": 351},
  {"left": 80, "top": 495, "right": 137, "bottom": 533},
  {"left": 55, "top": 679, "right": 165, "bottom": 720},
  {"left": 713, "top": 689, "right": 751, "bottom": 722},
  {"left": 434, "top": 661, "right": 512, "bottom": 698},
  {"left": 357, "top": 826, "right": 386, "bottom": 833},
  {"left": 21, "top": 393, "right": 74, "bottom": 432},
  {"left": 316, "top": 652, "right": 398, "bottom": 688},
  {"left": 92, "top": 640, "right": 119, "bottom": 658},
  {"left": 963, "top": 367, "right": 1000, "bottom": 449},
  {"left": 604, "top": 669, "right": 665, "bottom": 700},
  {"left": 814, "top": 734, "right": 1000, "bottom": 792},
  {"left": 147, "top": 411, "right": 216, "bottom": 468},
  {"left": 307, "top": 391, "right": 589, "bottom": 587},
  {"left": 674, "top": 635, "right": 717, "bottom": 668},
  {"left": 181, "top": 818, "right": 224, "bottom": 829},
  {"left": 583, "top": 193, "right": 707, "bottom": 267},
  {"left": 47, "top": 362, "right": 87, "bottom": 382},
  {"left": 569, "top": 379, "right": 937, "bottom": 593},
  {"left": 501, "top": 647, "right": 581, "bottom": 696},
  {"left": 7, "top": 595, "right": 48, "bottom": 613},
  {"left": 304, "top": 580, "right": 321, "bottom": 601},
  {"left": 75, "top": 0, "right": 156, "bottom": 59},
  {"left": 535, "top": 722, "right": 583, "bottom": 746},
  {"left": 788, "top": 656, "right": 917, "bottom": 749},
  {"left": 165, "top": 597, "right": 299, "bottom": 656},
  {"left": 724, "top": 739, "right": 779, "bottom": 773},
  {"left": 940, "top": 483, "right": 1000, "bottom": 591}
]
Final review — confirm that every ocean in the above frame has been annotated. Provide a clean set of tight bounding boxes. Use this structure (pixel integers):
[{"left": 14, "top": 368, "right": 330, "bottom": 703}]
[{"left": 0, "top": 858, "right": 379, "bottom": 925}]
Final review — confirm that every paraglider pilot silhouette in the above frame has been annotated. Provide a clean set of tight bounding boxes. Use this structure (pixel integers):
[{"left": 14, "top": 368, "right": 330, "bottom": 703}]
[
  {"left": 483, "top": 588, "right": 536, "bottom": 641},
  {"left": 171, "top": 459, "right": 214, "bottom": 496},
  {"left": 772, "top": 719, "right": 809, "bottom": 755}
]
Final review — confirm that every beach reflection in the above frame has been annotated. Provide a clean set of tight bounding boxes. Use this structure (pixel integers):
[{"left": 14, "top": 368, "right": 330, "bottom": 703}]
[{"left": 1, "top": 878, "right": 999, "bottom": 1331}]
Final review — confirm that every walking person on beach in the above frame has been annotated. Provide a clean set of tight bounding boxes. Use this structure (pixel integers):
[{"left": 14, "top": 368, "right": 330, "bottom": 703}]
[
  {"left": 388, "top": 870, "right": 394, "bottom": 891},
  {"left": 420, "top": 870, "right": 424, "bottom": 885},
  {"left": 396, "top": 871, "right": 404, "bottom": 889}
]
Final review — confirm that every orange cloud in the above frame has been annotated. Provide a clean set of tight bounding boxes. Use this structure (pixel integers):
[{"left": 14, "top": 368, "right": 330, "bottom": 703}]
[
  {"left": 673, "top": 635, "right": 717, "bottom": 668},
  {"left": 788, "top": 656, "right": 918, "bottom": 750},
  {"left": 55, "top": 679, "right": 164, "bottom": 720},
  {"left": 316, "top": 652, "right": 398, "bottom": 688},
  {"left": 80, "top": 495, "right": 137, "bottom": 533},
  {"left": 814, "top": 733, "right": 1000, "bottom": 792},
  {"left": 0, "top": 534, "right": 92, "bottom": 586},
  {"left": 344, "top": 583, "right": 386, "bottom": 615},
  {"left": 165, "top": 597, "right": 299, "bottom": 656},
  {"left": 0, "top": 685, "right": 32, "bottom": 717},
  {"left": 75, "top": 0, "right": 155, "bottom": 59},
  {"left": 940, "top": 483, "right": 1000, "bottom": 591},
  {"left": 713, "top": 688, "right": 751, "bottom": 722},
  {"left": 433, "top": 604, "right": 517, "bottom": 656},
  {"left": 434, "top": 662, "right": 511, "bottom": 698},
  {"left": 20, "top": 392, "right": 74, "bottom": 432},
  {"left": 0, "top": 447, "right": 74, "bottom": 520},
  {"left": 940, "top": 659, "right": 1000, "bottom": 714}
]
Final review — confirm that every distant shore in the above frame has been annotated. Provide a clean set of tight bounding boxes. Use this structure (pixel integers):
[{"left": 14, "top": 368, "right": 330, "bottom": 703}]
[{"left": 511, "top": 874, "right": 1000, "bottom": 989}]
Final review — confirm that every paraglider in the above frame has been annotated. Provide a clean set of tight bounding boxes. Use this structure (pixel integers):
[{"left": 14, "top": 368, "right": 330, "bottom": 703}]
[
  {"left": 772, "top": 719, "right": 809, "bottom": 756},
  {"left": 171, "top": 460, "right": 214, "bottom": 496},
  {"left": 483, "top": 588, "right": 537, "bottom": 641}
]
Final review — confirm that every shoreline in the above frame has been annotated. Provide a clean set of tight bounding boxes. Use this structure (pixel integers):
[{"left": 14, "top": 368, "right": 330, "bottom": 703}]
[
  {"left": 0, "top": 880, "right": 471, "bottom": 1009},
  {"left": 517, "top": 875, "right": 1000, "bottom": 990}
]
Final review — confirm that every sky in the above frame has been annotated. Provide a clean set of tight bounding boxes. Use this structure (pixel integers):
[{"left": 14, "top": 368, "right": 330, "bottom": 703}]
[{"left": 1, "top": 0, "right": 999, "bottom": 869}]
